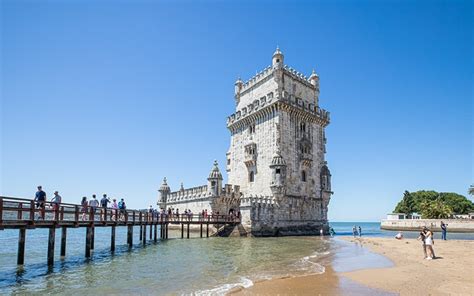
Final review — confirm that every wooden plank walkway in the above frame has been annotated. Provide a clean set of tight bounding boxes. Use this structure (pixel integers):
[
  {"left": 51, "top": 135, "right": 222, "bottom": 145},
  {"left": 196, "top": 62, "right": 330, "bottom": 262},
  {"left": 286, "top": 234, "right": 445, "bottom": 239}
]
[{"left": 0, "top": 196, "right": 240, "bottom": 266}]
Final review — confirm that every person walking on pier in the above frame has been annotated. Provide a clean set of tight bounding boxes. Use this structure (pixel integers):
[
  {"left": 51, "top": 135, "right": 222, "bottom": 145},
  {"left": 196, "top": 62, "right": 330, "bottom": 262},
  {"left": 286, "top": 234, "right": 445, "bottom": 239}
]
[
  {"left": 111, "top": 198, "right": 118, "bottom": 221},
  {"left": 441, "top": 221, "right": 448, "bottom": 240},
  {"left": 100, "top": 194, "right": 111, "bottom": 221},
  {"left": 34, "top": 186, "right": 46, "bottom": 220},
  {"left": 81, "top": 196, "right": 88, "bottom": 221},
  {"left": 118, "top": 198, "right": 126, "bottom": 221},
  {"left": 89, "top": 195, "right": 99, "bottom": 220},
  {"left": 51, "top": 191, "right": 62, "bottom": 219}
]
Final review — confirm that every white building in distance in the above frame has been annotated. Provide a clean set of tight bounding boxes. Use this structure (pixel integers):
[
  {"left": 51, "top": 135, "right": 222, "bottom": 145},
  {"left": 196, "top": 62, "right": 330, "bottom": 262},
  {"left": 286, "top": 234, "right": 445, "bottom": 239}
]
[{"left": 158, "top": 48, "right": 333, "bottom": 236}]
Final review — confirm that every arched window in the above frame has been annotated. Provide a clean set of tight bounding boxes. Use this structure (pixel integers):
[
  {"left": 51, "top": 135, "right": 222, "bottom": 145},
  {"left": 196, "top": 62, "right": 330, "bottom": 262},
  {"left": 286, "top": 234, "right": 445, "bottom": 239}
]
[
  {"left": 249, "top": 171, "right": 255, "bottom": 182},
  {"left": 301, "top": 170, "right": 307, "bottom": 182}
]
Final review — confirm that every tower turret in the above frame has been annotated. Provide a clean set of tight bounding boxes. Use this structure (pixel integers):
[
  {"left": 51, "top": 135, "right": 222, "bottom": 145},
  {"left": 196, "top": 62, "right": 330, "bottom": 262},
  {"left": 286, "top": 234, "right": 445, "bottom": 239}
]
[
  {"left": 234, "top": 77, "right": 243, "bottom": 105},
  {"left": 269, "top": 149, "right": 287, "bottom": 197},
  {"left": 207, "top": 160, "right": 223, "bottom": 197},
  {"left": 272, "top": 46, "right": 284, "bottom": 68},
  {"left": 158, "top": 177, "right": 171, "bottom": 208}
]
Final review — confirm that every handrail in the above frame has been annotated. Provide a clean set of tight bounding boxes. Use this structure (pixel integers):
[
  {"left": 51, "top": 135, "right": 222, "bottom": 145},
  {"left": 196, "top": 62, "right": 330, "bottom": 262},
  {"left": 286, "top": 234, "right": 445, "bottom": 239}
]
[{"left": 0, "top": 195, "right": 241, "bottom": 225}]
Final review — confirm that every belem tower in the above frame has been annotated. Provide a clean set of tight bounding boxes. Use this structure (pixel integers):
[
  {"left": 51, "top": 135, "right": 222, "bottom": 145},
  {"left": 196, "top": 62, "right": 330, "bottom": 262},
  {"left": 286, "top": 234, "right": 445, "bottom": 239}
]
[{"left": 157, "top": 48, "right": 332, "bottom": 236}]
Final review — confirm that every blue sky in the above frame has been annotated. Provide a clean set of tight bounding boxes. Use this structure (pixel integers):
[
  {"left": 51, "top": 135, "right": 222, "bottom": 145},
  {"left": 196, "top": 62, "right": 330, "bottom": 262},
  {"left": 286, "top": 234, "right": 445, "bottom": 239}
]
[{"left": 1, "top": 0, "right": 472, "bottom": 221}]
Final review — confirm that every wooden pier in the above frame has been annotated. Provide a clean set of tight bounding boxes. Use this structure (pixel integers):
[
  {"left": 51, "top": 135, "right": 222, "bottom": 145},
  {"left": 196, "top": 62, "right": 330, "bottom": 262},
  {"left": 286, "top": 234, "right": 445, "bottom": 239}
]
[{"left": 0, "top": 196, "right": 240, "bottom": 266}]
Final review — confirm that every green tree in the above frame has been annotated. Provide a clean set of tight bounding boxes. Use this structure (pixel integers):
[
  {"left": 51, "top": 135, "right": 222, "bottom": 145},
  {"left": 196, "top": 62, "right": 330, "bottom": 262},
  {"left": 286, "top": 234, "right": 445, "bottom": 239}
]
[
  {"left": 393, "top": 190, "right": 474, "bottom": 215},
  {"left": 419, "top": 199, "right": 453, "bottom": 219},
  {"left": 394, "top": 191, "right": 415, "bottom": 214}
]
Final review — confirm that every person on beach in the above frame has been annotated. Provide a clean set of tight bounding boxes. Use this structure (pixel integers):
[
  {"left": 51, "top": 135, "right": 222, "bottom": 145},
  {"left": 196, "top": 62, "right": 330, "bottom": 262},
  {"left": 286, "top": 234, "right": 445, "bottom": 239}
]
[
  {"left": 352, "top": 226, "right": 358, "bottom": 237},
  {"left": 51, "top": 191, "right": 62, "bottom": 218},
  {"left": 100, "top": 194, "right": 110, "bottom": 220},
  {"left": 81, "top": 196, "right": 88, "bottom": 221},
  {"left": 358, "top": 226, "right": 362, "bottom": 237},
  {"left": 417, "top": 229, "right": 427, "bottom": 259},
  {"left": 395, "top": 231, "right": 403, "bottom": 240},
  {"left": 441, "top": 221, "right": 447, "bottom": 240},
  {"left": 423, "top": 227, "right": 436, "bottom": 259},
  {"left": 34, "top": 185, "right": 46, "bottom": 220},
  {"left": 330, "top": 227, "right": 336, "bottom": 237},
  {"left": 320, "top": 228, "right": 324, "bottom": 236}
]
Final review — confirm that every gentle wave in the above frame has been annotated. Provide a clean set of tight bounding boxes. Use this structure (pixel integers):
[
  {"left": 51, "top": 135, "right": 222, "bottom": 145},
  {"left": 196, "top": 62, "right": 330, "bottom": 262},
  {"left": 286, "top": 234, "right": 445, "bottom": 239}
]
[{"left": 193, "top": 277, "right": 254, "bottom": 296}]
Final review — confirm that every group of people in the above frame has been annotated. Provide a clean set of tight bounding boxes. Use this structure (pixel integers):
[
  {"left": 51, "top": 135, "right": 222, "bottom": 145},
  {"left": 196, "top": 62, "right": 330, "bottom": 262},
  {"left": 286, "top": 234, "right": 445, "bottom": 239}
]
[
  {"left": 80, "top": 194, "right": 127, "bottom": 221},
  {"left": 33, "top": 185, "right": 128, "bottom": 221},
  {"left": 418, "top": 227, "right": 436, "bottom": 260},
  {"left": 352, "top": 225, "right": 362, "bottom": 237}
]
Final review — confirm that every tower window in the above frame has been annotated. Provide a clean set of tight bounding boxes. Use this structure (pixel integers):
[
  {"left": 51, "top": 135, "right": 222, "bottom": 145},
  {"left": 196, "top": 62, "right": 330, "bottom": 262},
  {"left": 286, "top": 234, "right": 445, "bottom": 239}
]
[
  {"left": 301, "top": 170, "right": 307, "bottom": 182},
  {"left": 249, "top": 171, "right": 255, "bottom": 182},
  {"left": 227, "top": 158, "right": 231, "bottom": 165},
  {"left": 249, "top": 124, "right": 256, "bottom": 134},
  {"left": 276, "top": 168, "right": 281, "bottom": 174},
  {"left": 276, "top": 59, "right": 280, "bottom": 63},
  {"left": 300, "top": 122, "right": 306, "bottom": 133}
]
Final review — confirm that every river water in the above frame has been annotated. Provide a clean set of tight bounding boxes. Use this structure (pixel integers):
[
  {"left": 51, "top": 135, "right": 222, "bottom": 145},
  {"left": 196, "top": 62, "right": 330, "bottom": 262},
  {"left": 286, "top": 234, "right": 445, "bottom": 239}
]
[{"left": 0, "top": 222, "right": 471, "bottom": 295}]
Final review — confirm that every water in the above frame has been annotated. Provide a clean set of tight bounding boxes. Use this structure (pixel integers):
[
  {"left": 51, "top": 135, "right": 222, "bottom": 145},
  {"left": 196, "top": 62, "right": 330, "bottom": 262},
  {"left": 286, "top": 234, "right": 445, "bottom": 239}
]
[{"left": 0, "top": 222, "right": 471, "bottom": 294}]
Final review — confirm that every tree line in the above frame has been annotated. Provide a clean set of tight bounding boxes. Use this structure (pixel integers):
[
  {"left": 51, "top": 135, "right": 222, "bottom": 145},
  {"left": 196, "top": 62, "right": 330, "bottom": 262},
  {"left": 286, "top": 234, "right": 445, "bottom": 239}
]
[{"left": 393, "top": 190, "right": 474, "bottom": 219}]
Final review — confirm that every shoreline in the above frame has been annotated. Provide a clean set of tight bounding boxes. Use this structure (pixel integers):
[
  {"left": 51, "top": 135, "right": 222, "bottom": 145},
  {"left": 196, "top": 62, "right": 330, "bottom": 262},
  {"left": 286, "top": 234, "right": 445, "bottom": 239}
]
[{"left": 233, "top": 236, "right": 474, "bottom": 295}]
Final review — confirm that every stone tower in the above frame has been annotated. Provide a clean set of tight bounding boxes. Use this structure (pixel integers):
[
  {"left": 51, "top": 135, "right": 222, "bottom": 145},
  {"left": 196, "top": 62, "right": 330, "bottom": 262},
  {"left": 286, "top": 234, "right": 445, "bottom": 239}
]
[{"left": 226, "top": 48, "right": 332, "bottom": 236}]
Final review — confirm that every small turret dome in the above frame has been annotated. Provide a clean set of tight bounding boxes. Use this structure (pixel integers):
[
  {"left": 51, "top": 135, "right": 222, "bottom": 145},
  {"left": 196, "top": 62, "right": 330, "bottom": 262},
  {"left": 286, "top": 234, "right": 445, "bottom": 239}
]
[
  {"left": 159, "top": 177, "right": 170, "bottom": 192},
  {"left": 270, "top": 149, "right": 286, "bottom": 166},
  {"left": 208, "top": 160, "right": 223, "bottom": 180},
  {"left": 272, "top": 46, "right": 284, "bottom": 66}
]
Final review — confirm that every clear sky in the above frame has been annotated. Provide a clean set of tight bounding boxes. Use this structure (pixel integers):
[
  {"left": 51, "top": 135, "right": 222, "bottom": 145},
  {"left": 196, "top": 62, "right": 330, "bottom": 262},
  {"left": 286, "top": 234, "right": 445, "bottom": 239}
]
[{"left": 1, "top": 0, "right": 472, "bottom": 221}]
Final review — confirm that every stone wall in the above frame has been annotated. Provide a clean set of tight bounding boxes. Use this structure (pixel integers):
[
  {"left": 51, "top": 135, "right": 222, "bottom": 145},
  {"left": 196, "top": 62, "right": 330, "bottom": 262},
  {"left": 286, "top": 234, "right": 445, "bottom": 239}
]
[{"left": 381, "top": 219, "right": 474, "bottom": 233}]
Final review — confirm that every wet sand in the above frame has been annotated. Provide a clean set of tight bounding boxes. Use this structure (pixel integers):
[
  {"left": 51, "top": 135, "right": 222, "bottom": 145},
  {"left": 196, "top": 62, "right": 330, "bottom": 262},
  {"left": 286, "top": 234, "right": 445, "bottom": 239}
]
[
  {"left": 341, "top": 237, "right": 474, "bottom": 295},
  {"left": 233, "top": 237, "right": 474, "bottom": 295},
  {"left": 232, "top": 237, "right": 393, "bottom": 295}
]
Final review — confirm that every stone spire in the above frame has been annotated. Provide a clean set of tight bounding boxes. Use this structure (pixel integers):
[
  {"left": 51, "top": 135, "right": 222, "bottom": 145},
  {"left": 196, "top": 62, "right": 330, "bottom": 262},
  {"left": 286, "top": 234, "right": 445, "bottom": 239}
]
[{"left": 208, "top": 160, "right": 223, "bottom": 180}]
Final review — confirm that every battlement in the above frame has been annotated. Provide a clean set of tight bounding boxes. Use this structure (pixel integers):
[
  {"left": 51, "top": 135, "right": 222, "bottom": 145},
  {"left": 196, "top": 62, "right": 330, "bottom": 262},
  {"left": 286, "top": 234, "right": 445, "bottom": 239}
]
[
  {"left": 240, "top": 65, "right": 274, "bottom": 93},
  {"left": 240, "top": 195, "right": 278, "bottom": 207},
  {"left": 167, "top": 185, "right": 209, "bottom": 202},
  {"left": 226, "top": 93, "right": 330, "bottom": 130},
  {"left": 165, "top": 184, "right": 241, "bottom": 204}
]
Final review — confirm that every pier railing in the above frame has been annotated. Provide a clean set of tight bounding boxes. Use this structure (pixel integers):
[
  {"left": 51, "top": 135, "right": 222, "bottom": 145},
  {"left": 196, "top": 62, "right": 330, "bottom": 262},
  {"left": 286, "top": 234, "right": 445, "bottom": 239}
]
[{"left": 0, "top": 196, "right": 240, "bottom": 229}]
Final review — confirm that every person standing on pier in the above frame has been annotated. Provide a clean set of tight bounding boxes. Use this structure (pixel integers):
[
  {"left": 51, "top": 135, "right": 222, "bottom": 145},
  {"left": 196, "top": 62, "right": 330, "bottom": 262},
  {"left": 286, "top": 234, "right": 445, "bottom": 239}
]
[
  {"left": 100, "top": 194, "right": 111, "bottom": 221},
  {"left": 89, "top": 195, "right": 99, "bottom": 220},
  {"left": 440, "top": 221, "right": 448, "bottom": 240},
  {"left": 111, "top": 198, "right": 118, "bottom": 221},
  {"left": 51, "top": 191, "right": 62, "bottom": 218},
  {"left": 34, "top": 185, "right": 46, "bottom": 220},
  {"left": 118, "top": 198, "right": 126, "bottom": 221},
  {"left": 81, "top": 196, "right": 88, "bottom": 221}
]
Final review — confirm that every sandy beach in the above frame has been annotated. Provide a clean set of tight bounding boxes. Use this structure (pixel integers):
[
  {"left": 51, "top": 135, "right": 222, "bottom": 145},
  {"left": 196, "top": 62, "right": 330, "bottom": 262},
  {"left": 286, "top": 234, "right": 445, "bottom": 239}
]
[{"left": 235, "top": 237, "right": 474, "bottom": 295}]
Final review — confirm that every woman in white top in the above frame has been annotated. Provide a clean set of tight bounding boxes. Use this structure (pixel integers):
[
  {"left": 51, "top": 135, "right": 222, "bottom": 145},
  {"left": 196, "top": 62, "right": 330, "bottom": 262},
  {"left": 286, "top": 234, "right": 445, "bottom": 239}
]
[{"left": 423, "top": 228, "right": 436, "bottom": 259}]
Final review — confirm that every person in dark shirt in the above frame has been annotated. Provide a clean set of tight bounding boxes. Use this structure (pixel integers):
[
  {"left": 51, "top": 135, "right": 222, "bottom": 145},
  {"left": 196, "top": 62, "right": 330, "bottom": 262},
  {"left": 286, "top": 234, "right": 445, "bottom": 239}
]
[
  {"left": 34, "top": 185, "right": 46, "bottom": 220},
  {"left": 441, "top": 221, "right": 448, "bottom": 240},
  {"left": 100, "top": 194, "right": 110, "bottom": 221}
]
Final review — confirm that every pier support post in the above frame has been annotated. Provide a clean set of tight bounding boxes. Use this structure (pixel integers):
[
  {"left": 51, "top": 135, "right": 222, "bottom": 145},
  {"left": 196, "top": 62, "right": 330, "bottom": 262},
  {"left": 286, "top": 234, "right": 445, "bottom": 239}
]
[
  {"left": 60, "top": 227, "right": 67, "bottom": 257},
  {"left": 181, "top": 224, "right": 184, "bottom": 239},
  {"left": 111, "top": 225, "right": 116, "bottom": 252},
  {"left": 149, "top": 224, "right": 152, "bottom": 240},
  {"left": 154, "top": 224, "right": 157, "bottom": 242},
  {"left": 48, "top": 227, "right": 56, "bottom": 266},
  {"left": 140, "top": 224, "right": 143, "bottom": 241},
  {"left": 165, "top": 223, "right": 169, "bottom": 239},
  {"left": 143, "top": 223, "right": 147, "bottom": 245},
  {"left": 187, "top": 223, "right": 190, "bottom": 239},
  {"left": 91, "top": 226, "right": 95, "bottom": 250},
  {"left": 85, "top": 227, "right": 92, "bottom": 258},
  {"left": 127, "top": 225, "right": 133, "bottom": 248},
  {"left": 17, "top": 228, "right": 26, "bottom": 265},
  {"left": 206, "top": 223, "right": 209, "bottom": 238},
  {"left": 200, "top": 224, "right": 203, "bottom": 238}
]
